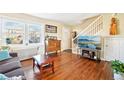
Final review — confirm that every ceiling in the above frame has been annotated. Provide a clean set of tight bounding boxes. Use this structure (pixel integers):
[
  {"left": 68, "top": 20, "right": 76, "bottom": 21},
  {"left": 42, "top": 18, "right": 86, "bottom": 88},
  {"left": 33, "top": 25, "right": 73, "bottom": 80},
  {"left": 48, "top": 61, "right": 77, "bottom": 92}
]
[{"left": 27, "top": 13, "right": 99, "bottom": 25}]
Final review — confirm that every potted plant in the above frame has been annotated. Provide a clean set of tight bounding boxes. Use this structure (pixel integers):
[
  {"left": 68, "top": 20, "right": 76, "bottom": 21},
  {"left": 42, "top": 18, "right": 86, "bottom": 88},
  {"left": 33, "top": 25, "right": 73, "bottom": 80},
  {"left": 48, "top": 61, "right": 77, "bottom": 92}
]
[{"left": 111, "top": 60, "right": 124, "bottom": 80}]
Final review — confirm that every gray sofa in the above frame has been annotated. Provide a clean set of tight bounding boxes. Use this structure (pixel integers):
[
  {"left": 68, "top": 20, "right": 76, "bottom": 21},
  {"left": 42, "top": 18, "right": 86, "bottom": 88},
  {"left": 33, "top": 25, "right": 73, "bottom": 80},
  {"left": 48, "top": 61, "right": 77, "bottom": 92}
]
[{"left": 0, "top": 53, "right": 26, "bottom": 79}]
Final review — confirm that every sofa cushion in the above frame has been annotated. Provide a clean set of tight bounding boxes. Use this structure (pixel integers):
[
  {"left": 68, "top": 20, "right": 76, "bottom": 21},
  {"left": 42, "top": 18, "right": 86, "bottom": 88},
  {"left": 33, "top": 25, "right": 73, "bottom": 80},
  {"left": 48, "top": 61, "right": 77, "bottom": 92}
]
[
  {"left": 0, "top": 57, "right": 20, "bottom": 65},
  {"left": 4, "top": 68, "right": 25, "bottom": 78},
  {"left": 9, "top": 53, "right": 18, "bottom": 57},
  {"left": 0, "top": 58, "right": 22, "bottom": 73},
  {"left": 0, "top": 50, "right": 11, "bottom": 61},
  {"left": 0, "top": 57, "right": 26, "bottom": 80}
]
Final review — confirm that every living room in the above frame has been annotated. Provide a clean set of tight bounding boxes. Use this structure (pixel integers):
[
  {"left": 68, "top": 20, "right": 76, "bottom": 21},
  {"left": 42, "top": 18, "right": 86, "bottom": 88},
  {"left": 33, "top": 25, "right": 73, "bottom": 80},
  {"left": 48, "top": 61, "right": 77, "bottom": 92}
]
[
  {"left": 0, "top": 13, "right": 124, "bottom": 80},
  {"left": 1, "top": 1, "right": 124, "bottom": 93}
]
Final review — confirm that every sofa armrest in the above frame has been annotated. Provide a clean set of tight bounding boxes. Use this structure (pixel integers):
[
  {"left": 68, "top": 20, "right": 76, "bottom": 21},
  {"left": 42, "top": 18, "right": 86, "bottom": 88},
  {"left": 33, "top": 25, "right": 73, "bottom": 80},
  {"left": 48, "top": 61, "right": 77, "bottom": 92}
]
[{"left": 9, "top": 53, "right": 18, "bottom": 57}]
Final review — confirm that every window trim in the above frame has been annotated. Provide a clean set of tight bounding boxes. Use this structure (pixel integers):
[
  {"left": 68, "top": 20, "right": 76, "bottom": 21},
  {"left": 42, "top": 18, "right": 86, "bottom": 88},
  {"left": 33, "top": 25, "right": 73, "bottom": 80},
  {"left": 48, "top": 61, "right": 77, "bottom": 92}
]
[
  {"left": 27, "top": 23, "right": 42, "bottom": 45},
  {"left": 2, "top": 18, "right": 26, "bottom": 46},
  {"left": 0, "top": 16, "right": 45, "bottom": 47}
]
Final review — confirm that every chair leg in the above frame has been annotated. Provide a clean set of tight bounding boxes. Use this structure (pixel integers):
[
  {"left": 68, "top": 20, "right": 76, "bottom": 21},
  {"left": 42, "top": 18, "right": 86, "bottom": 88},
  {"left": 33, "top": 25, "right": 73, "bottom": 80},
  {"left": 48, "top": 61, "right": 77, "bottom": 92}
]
[
  {"left": 52, "top": 61, "right": 55, "bottom": 73},
  {"left": 40, "top": 67, "right": 44, "bottom": 79},
  {"left": 33, "top": 61, "right": 35, "bottom": 72},
  {"left": 52, "top": 67, "right": 54, "bottom": 73}
]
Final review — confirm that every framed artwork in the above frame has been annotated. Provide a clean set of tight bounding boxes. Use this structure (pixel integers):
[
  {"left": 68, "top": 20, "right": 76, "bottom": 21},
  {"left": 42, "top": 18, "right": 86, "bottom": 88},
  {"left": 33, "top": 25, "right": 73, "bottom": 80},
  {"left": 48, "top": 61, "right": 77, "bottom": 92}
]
[
  {"left": 72, "top": 31, "right": 77, "bottom": 38},
  {"left": 45, "top": 25, "right": 57, "bottom": 33}
]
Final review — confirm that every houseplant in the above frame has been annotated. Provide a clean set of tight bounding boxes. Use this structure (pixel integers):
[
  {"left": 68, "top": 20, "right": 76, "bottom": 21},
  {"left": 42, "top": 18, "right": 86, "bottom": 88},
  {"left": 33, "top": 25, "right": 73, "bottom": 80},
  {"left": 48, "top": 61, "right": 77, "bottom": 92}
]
[{"left": 111, "top": 60, "right": 124, "bottom": 80}]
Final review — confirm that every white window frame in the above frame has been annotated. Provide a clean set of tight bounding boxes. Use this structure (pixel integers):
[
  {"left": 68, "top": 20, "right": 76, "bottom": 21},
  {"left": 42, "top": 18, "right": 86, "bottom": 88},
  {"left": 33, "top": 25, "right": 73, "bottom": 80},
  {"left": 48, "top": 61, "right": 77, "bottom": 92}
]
[
  {"left": 0, "top": 16, "right": 45, "bottom": 48},
  {"left": 2, "top": 18, "right": 25, "bottom": 46},
  {"left": 27, "top": 23, "right": 44, "bottom": 46},
  {"left": 0, "top": 18, "right": 2, "bottom": 45}
]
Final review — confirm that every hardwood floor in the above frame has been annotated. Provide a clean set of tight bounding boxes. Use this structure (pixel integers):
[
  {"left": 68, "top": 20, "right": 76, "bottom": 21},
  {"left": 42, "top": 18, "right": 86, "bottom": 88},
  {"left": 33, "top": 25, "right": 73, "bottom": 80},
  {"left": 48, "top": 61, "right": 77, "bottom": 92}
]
[{"left": 21, "top": 52, "right": 113, "bottom": 80}]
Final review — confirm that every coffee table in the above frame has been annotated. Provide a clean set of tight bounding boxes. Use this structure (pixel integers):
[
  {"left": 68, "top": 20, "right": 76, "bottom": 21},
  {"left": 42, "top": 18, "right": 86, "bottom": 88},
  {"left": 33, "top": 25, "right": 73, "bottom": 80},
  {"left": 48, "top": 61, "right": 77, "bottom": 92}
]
[{"left": 32, "top": 55, "right": 54, "bottom": 74}]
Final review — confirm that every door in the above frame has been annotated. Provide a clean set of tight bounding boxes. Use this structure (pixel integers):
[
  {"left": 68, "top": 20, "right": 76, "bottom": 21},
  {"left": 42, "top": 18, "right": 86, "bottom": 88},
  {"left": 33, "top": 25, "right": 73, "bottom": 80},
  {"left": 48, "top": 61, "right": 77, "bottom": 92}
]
[
  {"left": 111, "top": 38, "right": 120, "bottom": 60},
  {"left": 62, "top": 27, "right": 71, "bottom": 51},
  {"left": 104, "top": 38, "right": 113, "bottom": 61},
  {"left": 104, "top": 37, "right": 120, "bottom": 61}
]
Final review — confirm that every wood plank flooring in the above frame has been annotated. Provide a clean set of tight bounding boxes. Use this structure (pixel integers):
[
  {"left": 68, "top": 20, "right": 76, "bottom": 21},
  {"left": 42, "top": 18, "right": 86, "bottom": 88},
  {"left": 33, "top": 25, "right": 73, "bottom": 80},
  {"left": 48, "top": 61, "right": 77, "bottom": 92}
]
[{"left": 21, "top": 52, "right": 113, "bottom": 80}]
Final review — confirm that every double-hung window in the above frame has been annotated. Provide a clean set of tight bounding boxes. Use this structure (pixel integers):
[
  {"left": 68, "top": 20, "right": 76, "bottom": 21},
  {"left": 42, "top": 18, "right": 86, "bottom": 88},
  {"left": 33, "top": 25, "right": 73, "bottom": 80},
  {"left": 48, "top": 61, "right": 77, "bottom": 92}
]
[
  {"left": 3, "top": 19, "right": 25, "bottom": 45},
  {"left": 1, "top": 18, "right": 44, "bottom": 45},
  {"left": 28, "top": 24, "right": 42, "bottom": 44}
]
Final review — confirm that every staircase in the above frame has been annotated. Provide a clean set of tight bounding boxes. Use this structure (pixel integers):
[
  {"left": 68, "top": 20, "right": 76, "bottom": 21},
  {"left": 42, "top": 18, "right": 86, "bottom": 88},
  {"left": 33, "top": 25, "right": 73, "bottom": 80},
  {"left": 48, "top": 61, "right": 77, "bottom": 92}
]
[{"left": 72, "top": 15, "right": 103, "bottom": 54}]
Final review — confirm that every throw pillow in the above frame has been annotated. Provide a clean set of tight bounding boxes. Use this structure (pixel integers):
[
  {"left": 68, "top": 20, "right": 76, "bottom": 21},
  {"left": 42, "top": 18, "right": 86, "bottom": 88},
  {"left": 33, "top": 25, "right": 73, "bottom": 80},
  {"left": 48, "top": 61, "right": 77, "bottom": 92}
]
[
  {"left": 7, "top": 76, "right": 23, "bottom": 80},
  {"left": 0, "top": 50, "right": 11, "bottom": 61},
  {"left": 0, "top": 74, "right": 23, "bottom": 80},
  {"left": 0, "top": 74, "right": 8, "bottom": 80}
]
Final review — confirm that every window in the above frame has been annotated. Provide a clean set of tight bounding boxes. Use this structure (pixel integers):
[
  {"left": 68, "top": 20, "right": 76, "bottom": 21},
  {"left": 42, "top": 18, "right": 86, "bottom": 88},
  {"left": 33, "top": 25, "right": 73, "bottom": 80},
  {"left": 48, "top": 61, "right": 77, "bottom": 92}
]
[
  {"left": 28, "top": 24, "right": 41, "bottom": 44},
  {"left": 3, "top": 19, "right": 25, "bottom": 44},
  {"left": 0, "top": 18, "right": 2, "bottom": 44},
  {"left": 1, "top": 18, "right": 44, "bottom": 45}
]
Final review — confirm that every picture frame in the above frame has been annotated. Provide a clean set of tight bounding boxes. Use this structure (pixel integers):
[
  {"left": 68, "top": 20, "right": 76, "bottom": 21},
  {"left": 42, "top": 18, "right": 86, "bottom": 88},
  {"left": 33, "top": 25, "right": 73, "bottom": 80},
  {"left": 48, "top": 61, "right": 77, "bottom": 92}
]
[{"left": 45, "top": 24, "right": 57, "bottom": 33}]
